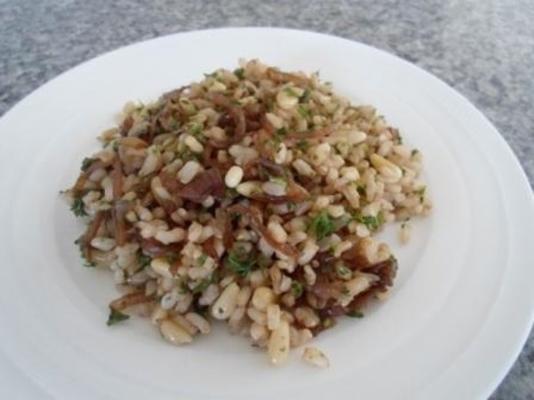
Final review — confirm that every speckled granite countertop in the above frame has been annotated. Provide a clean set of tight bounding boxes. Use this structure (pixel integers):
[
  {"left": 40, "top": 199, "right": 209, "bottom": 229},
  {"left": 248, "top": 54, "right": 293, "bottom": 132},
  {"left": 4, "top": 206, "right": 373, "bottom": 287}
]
[{"left": 1, "top": 0, "right": 533, "bottom": 398}]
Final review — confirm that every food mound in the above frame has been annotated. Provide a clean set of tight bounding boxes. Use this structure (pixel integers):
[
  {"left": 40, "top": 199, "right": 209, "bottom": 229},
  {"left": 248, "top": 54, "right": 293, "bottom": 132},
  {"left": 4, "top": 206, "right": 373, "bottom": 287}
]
[{"left": 64, "top": 60, "right": 430, "bottom": 366}]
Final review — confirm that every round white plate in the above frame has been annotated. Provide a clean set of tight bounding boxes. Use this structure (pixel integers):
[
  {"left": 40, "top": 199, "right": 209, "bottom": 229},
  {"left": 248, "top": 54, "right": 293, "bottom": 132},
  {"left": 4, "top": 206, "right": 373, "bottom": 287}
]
[{"left": 0, "top": 28, "right": 533, "bottom": 400}]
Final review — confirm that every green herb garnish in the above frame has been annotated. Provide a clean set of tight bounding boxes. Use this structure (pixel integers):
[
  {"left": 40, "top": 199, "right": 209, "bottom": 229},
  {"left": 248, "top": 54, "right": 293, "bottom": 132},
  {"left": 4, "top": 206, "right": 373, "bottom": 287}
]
[
  {"left": 225, "top": 187, "right": 239, "bottom": 200},
  {"left": 138, "top": 253, "right": 152, "bottom": 269},
  {"left": 179, "top": 280, "right": 189, "bottom": 294},
  {"left": 309, "top": 211, "right": 335, "bottom": 240},
  {"left": 270, "top": 176, "right": 288, "bottom": 187},
  {"left": 291, "top": 281, "right": 304, "bottom": 298},
  {"left": 347, "top": 311, "right": 364, "bottom": 318},
  {"left": 74, "top": 236, "right": 93, "bottom": 267},
  {"left": 189, "top": 123, "right": 203, "bottom": 137},
  {"left": 234, "top": 68, "right": 245, "bottom": 80},
  {"left": 225, "top": 246, "right": 256, "bottom": 277},
  {"left": 273, "top": 127, "right": 288, "bottom": 145},
  {"left": 107, "top": 309, "right": 130, "bottom": 326},
  {"left": 322, "top": 317, "right": 335, "bottom": 330},
  {"left": 192, "top": 278, "right": 212, "bottom": 294},
  {"left": 354, "top": 211, "right": 384, "bottom": 231},
  {"left": 415, "top": 186, "right": 426, "bottom": 202},
  {"left": 296, "top": 139, "right": 310, "bottom": 152},
  {"left": 197, "top": 253, "right": 208, "bottom": 267},
  {"left": 284, "top": 87, "right": 299, "bottom": 97},
  {"left": 297, "top": 105, "right": 311, "bottom": 119},
  {"left": 356, "top": 185, "right": 366, "bottom": 197},
  {"left": 81, "top": 157, "right": 96, "bottom": 171},
  {"left": 70, "top": 197, "right": 88, "bottom": 217},
  {"left": 300, "top": 88, "right": 311, "bottom": 102},
  {"left": 336, "top": 264, "right": 352, "bottom": 279}
]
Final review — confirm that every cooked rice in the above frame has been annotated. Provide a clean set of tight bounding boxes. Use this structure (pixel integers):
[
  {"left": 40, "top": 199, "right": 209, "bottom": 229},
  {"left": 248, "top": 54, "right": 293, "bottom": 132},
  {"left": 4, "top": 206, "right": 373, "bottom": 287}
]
[{"left": 64, "top": 59, "right": 431, "bottom": 365}]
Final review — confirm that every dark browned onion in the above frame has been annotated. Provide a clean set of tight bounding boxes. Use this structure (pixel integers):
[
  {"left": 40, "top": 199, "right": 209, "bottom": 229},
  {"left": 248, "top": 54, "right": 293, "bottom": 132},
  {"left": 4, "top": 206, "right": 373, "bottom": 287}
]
[
  {"left": 177, "top": 168, "right": 225, "bottom": 203},
  {"left": 82, "top": 210, "right": 106, "bottom": 261},
  {"left": 110, "top": 291, "right": 152, "bottom": 311},
  {"left": 112, "top": 200, "right": 130, "bottom": 247}
]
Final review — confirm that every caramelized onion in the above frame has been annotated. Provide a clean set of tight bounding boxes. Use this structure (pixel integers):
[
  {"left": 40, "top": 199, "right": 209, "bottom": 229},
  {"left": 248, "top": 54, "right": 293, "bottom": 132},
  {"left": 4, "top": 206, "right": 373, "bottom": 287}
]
[
  {"left": 82, "top": 210, "right": 106, "bottom": 261},
  {"left": 110, "top": 291, "right": 152, "bottom": 311},
  {"left": 111, "top": 158, "right": 124, "bottom": 200},
  {"left": 177, "top": 168, "right": 224, "bottom": 203},
  {"left": 112, "top": 200, "right": 129, "bottom": 246},
  {"left": 211, "top": 93, "right": 246, "bottom": 143},
  {"left": 72, "top": 160, "right": 106, "bottom": 193}
]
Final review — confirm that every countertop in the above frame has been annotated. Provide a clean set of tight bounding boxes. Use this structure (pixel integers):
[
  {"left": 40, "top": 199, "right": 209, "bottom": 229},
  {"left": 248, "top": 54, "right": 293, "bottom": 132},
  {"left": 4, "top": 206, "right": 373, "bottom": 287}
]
[{"left": 1, "top": 0, "right": 533, "bottom": 398}]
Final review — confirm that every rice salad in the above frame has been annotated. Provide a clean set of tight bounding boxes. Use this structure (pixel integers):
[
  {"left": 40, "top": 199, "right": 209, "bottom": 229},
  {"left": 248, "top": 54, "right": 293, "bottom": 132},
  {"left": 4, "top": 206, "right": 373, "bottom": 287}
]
[{"left": 64, "top": 60, "right": 431, "bottom": 366}]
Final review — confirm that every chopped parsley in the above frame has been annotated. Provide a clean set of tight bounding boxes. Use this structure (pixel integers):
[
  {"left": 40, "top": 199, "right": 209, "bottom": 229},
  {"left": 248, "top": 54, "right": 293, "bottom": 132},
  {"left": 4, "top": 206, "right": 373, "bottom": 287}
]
[
  {"left": 178, "top": 146, "right": 200, "bottom": 162},
  {"left": 166, "top": 253, "right": 178, "bottom": 265},
  {"left": 336, "top": 264, "right": 352, "bottom": 279},
  {"left": 309, "top": 211, "right": 335, "bottom": 241},
  {"left": 322, "top": 317, "right": 335, "bottom": 330},
  {"left": 273, "top": 127, "right": 288, "bottom": 144},
  {"left": 197, "top": 253, "right": 208, "bottom": 267},
  {"left": 415, "top": 186, "right": 426, "bottom": 202},
  {"left": 225, "top": 246, "right": 256, "bottom": 277},
  {"left": 225, "top": 187, "right": 239, "bottom": 200},
  {"left": 284, "top": 87, "right": 299, "bottom": 97},
  {"left": 297, "top": 105, "right": 311, "bottom": 119},
  {"left": 178, "top": 280, "right": 189, "bottom": 294},
  {"left": 277, "top": 127, "right": 287, "bottom": 136},
  {"left": 233, "top": 68, "right": 245, "bottom": 80},
  {"left": 81, "top": 157, "right": 96, "bottom": 171},
  {"left": 354, "top": 211, "right": 384, "bottom": 231},
  {"left": 300, "top": 88, "right": 311, "bottom": 102},
  {"left": 169, "top": 119, "right": 180, "bottom": 130},
  {"left": 291, "top": 281, "right": 304, "bottom": 298},
  {"left": 287, "top": 201, "right": 297, "bottom": 212},
  {"left": 356, "top": 185, "right": 366, "bottom": 197},
  {"left": 138, "top": 253, "right": 152, "bottom": 269},
  {"left": 270, "top": 176, "right": 288, "bottom": 187},
  {"left": 70, "top": 197, "right": 88, "bottom": 217},
  {"left": 107, "top": 309, "right": 130, "bottom": 326},
  {"left": 189, "top": 123, "right": 203, "bottom": 137},
  {"left": 74, "top": 237, "right": 94, "bottom": 267},
  {"left": 296, "top": 139, "right": 310, "bottom": 152},
  {"left": 347, "top": 311, "right": 364, "bottom": 318},
  {"left": 192, "top": 277, "right": 212, "bottom": 294}
]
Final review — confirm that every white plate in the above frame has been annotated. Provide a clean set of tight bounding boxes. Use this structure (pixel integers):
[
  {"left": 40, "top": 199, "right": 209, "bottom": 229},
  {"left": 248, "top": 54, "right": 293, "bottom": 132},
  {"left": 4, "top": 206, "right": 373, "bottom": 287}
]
[{"left": 0, "top": 28, "right": 533, "bottom": 400}]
